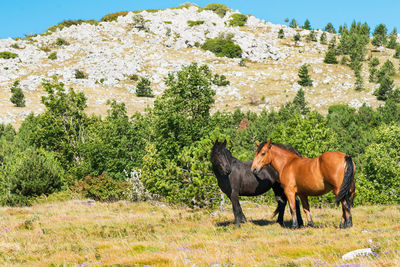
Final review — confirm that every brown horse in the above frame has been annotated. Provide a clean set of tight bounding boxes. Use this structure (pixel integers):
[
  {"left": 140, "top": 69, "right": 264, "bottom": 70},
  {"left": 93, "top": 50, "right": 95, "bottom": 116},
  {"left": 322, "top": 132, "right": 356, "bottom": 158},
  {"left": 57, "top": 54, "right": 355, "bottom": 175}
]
[{"left": 251, "top": 140, "right": 355, "bottom": 229}]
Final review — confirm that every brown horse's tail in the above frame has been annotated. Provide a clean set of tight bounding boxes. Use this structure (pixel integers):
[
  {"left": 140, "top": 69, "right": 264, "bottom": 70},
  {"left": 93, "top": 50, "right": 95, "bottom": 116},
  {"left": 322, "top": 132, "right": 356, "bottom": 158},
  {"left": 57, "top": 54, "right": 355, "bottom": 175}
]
[{"left": 335, "top": 155, "right": 355, "bottom": 207}]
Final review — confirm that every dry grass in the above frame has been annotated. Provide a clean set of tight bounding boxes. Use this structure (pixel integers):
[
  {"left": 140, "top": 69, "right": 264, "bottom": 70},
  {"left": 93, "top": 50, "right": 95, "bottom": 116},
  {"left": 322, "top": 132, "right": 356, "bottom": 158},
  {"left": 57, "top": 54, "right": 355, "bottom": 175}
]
[{"left": 0, "top": 200, "right": 399, "bottom": 266}]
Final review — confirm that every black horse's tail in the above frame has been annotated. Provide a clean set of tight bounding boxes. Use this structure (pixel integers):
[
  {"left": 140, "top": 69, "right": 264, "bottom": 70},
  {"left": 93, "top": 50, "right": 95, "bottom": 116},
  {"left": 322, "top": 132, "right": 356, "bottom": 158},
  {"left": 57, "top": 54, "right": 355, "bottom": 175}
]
[{"left": 335, "top": 155, "right": 355, "bottom": 207}]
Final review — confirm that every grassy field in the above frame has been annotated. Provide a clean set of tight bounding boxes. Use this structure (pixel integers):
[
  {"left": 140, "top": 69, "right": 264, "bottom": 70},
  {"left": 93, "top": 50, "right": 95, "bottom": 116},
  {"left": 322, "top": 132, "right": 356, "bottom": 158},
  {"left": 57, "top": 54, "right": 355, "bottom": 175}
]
[{"left": 0, "top": 200, "right": 399, "bottom": 266}]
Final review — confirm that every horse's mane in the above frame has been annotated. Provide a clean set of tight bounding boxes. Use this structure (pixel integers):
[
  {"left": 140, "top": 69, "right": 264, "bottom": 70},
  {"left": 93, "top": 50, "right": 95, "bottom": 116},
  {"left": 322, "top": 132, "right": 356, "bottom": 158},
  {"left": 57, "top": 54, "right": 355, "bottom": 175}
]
[
  {"left": 257, "top": 141, "right": 303, "bottom": 157},
  {"left": 210, "top": 141, "right": 234, "bottom": 164}
]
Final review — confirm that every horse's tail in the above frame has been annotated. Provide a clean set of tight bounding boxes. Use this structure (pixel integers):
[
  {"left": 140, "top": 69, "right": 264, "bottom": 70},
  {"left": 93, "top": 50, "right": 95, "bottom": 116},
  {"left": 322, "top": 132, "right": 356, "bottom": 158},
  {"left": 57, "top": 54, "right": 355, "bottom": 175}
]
[{"left": 335, "top": 155, "right": 355, "bottom": 207}]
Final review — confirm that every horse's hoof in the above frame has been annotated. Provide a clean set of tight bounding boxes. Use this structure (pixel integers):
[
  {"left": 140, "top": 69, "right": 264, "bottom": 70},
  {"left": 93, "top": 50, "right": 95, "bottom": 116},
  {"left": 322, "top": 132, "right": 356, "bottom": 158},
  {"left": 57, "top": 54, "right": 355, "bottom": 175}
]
[
  {"left": 240, "top": 217, "right": 247, "bottom": 223},
  {"left": 291, "top": 223, "right": 299, "bottom": 229},
  {"left": 308, "top": 222, "right": 314, "bottom": 227}
]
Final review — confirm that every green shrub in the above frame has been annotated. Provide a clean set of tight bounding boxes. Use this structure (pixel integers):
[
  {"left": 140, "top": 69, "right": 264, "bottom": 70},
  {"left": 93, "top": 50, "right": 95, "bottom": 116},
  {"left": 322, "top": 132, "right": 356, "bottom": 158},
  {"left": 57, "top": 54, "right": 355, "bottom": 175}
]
[
  {"left": 203, "top": 3, "right": 231, "bottom": 18},
  {"left": 10, "top": 81, "right": 25, "bottom": 107},
  {"left": 75, "top": 69, "right": 87, "bottom": 79},
  {"left": 278, "top": 29, "right": 284, "bottom": 39},
  {"left": 187, "top": 20, "right": 204, "bottom": 27},
  {"left": 135, "top": 77, "right": 153, "bottom": 97},
  {"left": 0, "top": 51, "right": 18, "bottom": 59},
  {"left": 48, "top": 52, "right": 57, "bottom": 60},
  {"left": 101, "top": 11, "right": 129, "bottom": 22},
  {"left": 55, "top": 38, "right": 69, "bottom": 46},
  {"left": 72, "top": 174, "right": 130, "bottom": 202},
  {"left": 201, "top": 35, "right": 242, "bottom": 58},
  {"left": 45, "top": 20, "right": 98, "bottom": 34},
  {"left": 212, "top": 74, "right": 230, "bottom": 86},
  {"left": 324, "top": 48, "right": 338, "bottom": 64},
  {"left": 2, "top": 147, "right": 65, "bottom": 206},
  {"left": 229, "top": 14, "right": 247, "bottom": 27}
]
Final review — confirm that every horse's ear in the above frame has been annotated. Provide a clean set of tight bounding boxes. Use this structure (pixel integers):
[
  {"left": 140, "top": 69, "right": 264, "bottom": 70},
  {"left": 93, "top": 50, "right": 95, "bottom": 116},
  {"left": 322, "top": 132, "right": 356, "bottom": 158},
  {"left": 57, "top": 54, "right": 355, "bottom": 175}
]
[
  {"left": 267, "top": 140, "right": 272, "bottom": 149},
  {"left": 255, "top": 141, "right": 260, "bottom": 147}
]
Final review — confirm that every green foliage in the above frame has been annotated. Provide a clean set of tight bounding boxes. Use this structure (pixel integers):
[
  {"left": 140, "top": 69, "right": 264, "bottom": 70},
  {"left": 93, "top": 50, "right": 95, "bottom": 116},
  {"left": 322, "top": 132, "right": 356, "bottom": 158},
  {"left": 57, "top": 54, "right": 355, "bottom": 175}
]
[
  {"left": 394, "top": 45, "right": 400, "bottom": 59},
  {"left": 101, "top": 11, "right": 129, "bottom": 22},
  {"left": 45, "top": 19, "right": 98, "bottom": 35},
  {"left": 229, "top": 14, "right": 248, "bottom": 27},
  {"left": 203, "top": 3, "right": 231, "bottom": 18},
  {"left": 320, "top": 32, "right": 327, "bottom": 44},
  {"left": 289, "top": 19, "right": 298, "bottom": 28},
  {"left": 212, "top": 74, "right": 230, "bottom": 86},
  {"left": 151, "top": 63, "right": 215, "bottom": 159},
  {"left": 386, "top": 34, "right": 397, "bottom": 49},
  {"left": 328, "top": 36, "right": 336, "bottom": 49},
  {"left": 324, "top": 48, "right": 338, "bottom": 64},
  {"left": 10, "top": 81, "right": 25, "bottom": 107},
  {"left": 302, "top": 19, "right": 311, "bottom": 30},
  {"left": 187, "top": 20, "right": 204, "bottom": 27},
  {"left": 293, "top": 33, "right": 301, "bottom": 43},
  {"left": 278, "top": 29, "right": 284, "bottom": 39},
  {"left": 55, "top": 38, "right": 69, "bottom": 46},
  {"left": 48, "top": 52, "right": 57, "bottom": 60},
  {"left": 324, "top": 23, "right": 336, "bottom": 33},
  {"left": 135, "top": 77, "right": 153, "bottom": 97},
  {"left": 0, "top": 51, "right": 18, "bottom": 59},
  {"left": 306, "top": 30, "right": 317, "bottom": 42},
  {"left": 1, "top": 146, "right": 64, "bottom": 206},
  {"left": 201, "top": 35, "right": 242, "bottom": 58},
  {"left": 73, "top": 174, "right": 130, "bottom": 202},
  {"left": 372, "top": 24, "right": 387, "bottom": 47},
  {"left": 374, "top": 74, "right": 395, "bottom": 101},
  {"left": 359, "top": 125, "right": 400, "bottom": 204},
  {"left": 74, "top": 69, "right": 87, "bottom": 79},
  {"left": 297, "top": 64, "right": 313, "bottom": 87}
]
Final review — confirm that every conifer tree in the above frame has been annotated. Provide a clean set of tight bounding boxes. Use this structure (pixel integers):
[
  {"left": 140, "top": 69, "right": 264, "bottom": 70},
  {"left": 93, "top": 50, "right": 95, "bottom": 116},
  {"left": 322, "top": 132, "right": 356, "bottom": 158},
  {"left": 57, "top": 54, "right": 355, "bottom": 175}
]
[
  {"left": 394, "top": 45, "right": 400, "bottom": 59},
  {"left": 324, "top": 48, "right": 338, "bottom": 64},
  {"left": 10, "top": 81, "right": 25, "bottom": 107},
  {"left": 289, "top": 19, "right": 298, "bottom": 28},
  {"left": 298, "top": 64, "right": 313, "bottom": 87},
  {"left": 386, "top": 34, "right": 397, "bottom": 49},
  {"left": 293, "top": 33, "right": 301, "bottom": 45},
  {"left": 324, "top": 23, "right": 336, "bottom": 33},
  {"left": 292, "top": 88, "right": 310, "bottom": 115},
  {"left": 136, "top": 77, "right": 154, "bottom": 97},
  {"left": 278, "top": 29, "right": 284, "bottom": 39},
  {"left": 372, "top": 24, "right": 388, "bottom": 47},
  {"left": 374, "top": 74, "right": 394, "bottom": 100},
  {"left": 303, "top": 19, "right": 311, "bottom": 30},
  {"left": 320, "top": 32, "right": 327, "bottom": 44},
  {"left": 328, "top": 36, "right": 336, "bottom": 49}
]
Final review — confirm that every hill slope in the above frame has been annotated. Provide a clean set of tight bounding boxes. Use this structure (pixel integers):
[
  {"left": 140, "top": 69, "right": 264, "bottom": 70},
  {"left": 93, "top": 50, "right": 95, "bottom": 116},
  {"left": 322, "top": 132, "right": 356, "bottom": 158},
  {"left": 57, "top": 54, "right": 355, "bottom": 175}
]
[{"left": 0, "top": 4, "right": 399, "bottom": 126}]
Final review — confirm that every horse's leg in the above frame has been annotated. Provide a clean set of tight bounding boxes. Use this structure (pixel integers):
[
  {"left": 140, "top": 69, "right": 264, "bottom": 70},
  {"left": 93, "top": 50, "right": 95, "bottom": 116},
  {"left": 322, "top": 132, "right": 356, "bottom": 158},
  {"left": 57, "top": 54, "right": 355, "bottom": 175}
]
[
  {"left": 299, "top": 194, "right": 314, "bottom": 227},
  {"left": 339, "top": 199, "right": 352, "bottom": 228},
  {"left": 295, "top": 196, "right": 304, "bottom": 227},
  {"left": 230, "top": 191, "right": 245, "bottom": 226},
  {"left": 272, "top": 183, "right": 286, "bottom": 226},
  {"left": 284, "top": 188, "right": 299, "bottom": 229}
]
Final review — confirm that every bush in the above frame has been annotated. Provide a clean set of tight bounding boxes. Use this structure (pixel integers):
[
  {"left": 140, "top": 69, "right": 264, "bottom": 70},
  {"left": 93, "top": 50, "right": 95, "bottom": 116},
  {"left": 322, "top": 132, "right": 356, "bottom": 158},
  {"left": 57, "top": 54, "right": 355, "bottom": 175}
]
[
  {"left": 0, "top": 51, "right": 18, "bottom": 59},
  {"left": 45, "top": 20, "right": 98, "bottom": 34},
  {"left": 187, "top": 20, "right": 204, "bottom": 27},
  {"left": 55, "top": 38, "right": 69, "bottom": 46},
  {"left": 2, "top": 147, "right": 65, "bottom": 206},
  {"left": 48, "top": 52, "right": 57, "bottom": 60},
  {"left": 324, "top": 48, "right": 338, "bottom": 64},
  {"left": 75, "top": 69, "right": 87, "bottom": 79},
  {"left": 101, "top": 11, "right": 129, "bottom": 22},
  {"left": 212, "top": 74, "right": 230, "bottom": 86},
  {"left": 73, "top": 174, "right": 130, "bottom": 202},
  {"left": 229, "top": 14, "right": 247, "bottom": 27},
  {"left": 10, "top": 81, "right": 25, "bottom": 107},
  {"left": 201, "top": 35, "right": 242, "bottom": 58},
  {"left": 203, "top": 3, "right": 231, "bottom": 18},
  {"left": 278, "top": 29, "right": 284, "bottom": 39},
  {"left": 135, "top": 77, "right": 153, "bottom": 97}
]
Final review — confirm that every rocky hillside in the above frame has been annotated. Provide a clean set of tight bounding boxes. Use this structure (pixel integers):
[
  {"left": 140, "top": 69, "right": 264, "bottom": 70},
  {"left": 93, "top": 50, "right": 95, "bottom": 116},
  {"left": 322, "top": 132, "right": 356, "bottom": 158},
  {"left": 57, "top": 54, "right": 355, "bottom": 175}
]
[{"left": 1, "top": 4, "right": 399, "bottom": 126}]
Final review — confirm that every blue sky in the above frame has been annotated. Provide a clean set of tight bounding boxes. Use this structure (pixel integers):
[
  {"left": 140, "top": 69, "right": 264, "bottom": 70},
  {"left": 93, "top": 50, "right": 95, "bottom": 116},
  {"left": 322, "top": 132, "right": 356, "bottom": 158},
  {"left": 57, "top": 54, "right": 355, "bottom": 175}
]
[{"left": 1, "top": 0, "right": 399, "bottom": 38}]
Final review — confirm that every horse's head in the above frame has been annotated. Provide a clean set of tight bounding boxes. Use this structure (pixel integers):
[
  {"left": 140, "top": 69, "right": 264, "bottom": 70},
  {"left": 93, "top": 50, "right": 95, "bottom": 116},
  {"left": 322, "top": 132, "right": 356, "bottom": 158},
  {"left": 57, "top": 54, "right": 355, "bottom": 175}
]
[
  {"left": 210, "top": 140, "right": 232, "bottom": 176},
  {"left": 251, "top": 140, "right": 272, "bottom": 175}
]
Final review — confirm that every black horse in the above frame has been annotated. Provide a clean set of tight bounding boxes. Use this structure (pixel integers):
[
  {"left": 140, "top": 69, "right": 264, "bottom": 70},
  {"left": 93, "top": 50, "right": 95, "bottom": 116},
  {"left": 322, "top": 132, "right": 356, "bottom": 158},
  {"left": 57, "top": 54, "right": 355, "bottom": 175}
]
[{"left": 210, "top": 140, "right": 303, "bottom": 227}]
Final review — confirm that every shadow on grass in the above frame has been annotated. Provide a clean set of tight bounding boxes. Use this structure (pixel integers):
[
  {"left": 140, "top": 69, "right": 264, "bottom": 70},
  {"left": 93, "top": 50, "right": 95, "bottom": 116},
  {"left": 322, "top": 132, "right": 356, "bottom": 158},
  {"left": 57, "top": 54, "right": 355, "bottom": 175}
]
[{"left": 216, "top": 219, "right": 292, "bottom": 228}]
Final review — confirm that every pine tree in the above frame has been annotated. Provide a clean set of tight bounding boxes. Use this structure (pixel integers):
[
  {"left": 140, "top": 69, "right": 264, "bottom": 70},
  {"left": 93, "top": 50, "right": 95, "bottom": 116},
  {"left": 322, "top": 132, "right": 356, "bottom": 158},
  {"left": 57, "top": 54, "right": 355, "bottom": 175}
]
[
  {"left": 328, "top": 36, "right": 336, "bottom": 49},
  {"left": 320, "top": 32, "right": 327, "bottom": 44},
  {"left": 386, "top": 34, "right": 397, "bottom": 49},
  {"left": 354, "top": 72, "right": 364, "bottom": 91},
  {"left": 289, "top": 19, "right": 298, "bottom": 28},
  {"left": 298, "top": 64, "right": 313, "bottom": 87},
  {"left": 303, "top": 19, "right": 311, "bottom": 30},
  {"left": 306, "top": 30, "right": 317, "bottom": 42},
  {"left": 292, "top": 88, "right": 310, "bottom": 115},
  {"left": 324, "top": 48, "right": 338, "bottom": 64},
  {"left": 293, "top": 33, "right": 301, "bottom": 45},
  {"left": 372, "top": 24, "right": 387, "bottom": 47},
  {"left": 374, "top": 74, "right": 394, "bottom": 100},
  {"left": 278, "top": 28, "right": 284, "bottom": 39},
  {"left": 136, "top": 77, "right": 154, "bottom": 97},
  {"left": 10, "top": 81, "right": 25, "bottom": 107},
  {"left": 324, "top": 23, "right": 336, "bottom": 33},
  {"left": 394, "top": 45, "right": 400, "bottom": 59}
]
